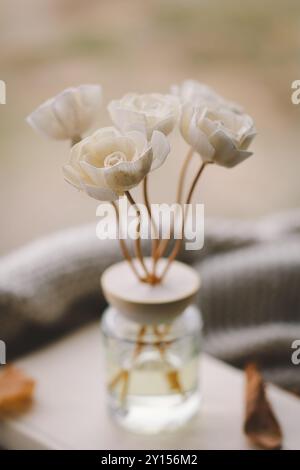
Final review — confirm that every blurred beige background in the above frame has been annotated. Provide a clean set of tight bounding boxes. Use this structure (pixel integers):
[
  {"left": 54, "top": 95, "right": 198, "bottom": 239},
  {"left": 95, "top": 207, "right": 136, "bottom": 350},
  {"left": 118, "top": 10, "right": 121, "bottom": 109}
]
[{"left": 0, "top": 0, "right": 299, "bottom": 255}]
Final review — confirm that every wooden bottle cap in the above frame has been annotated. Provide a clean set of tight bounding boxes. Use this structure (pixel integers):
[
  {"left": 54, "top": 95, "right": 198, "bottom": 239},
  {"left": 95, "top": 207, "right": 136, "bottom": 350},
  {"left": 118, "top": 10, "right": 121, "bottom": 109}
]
[{"left": 101, "top": 258, "right": 200, "bottom": 324}]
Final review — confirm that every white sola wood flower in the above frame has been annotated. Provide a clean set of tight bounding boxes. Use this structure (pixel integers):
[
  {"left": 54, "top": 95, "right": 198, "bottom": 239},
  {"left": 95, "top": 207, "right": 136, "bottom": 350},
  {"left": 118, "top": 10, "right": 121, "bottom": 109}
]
[
  {"left": 27, "top": 85, "right": 102, "bottom": 141},
  {"left": 108, "top": 93, "right": 179, "bottom": 139},
  {"left": 181, "top": 104, "right": 256, "bottom": 168},
  {"left": 63, "top": 127, "right": 170, "bottom": 201}
]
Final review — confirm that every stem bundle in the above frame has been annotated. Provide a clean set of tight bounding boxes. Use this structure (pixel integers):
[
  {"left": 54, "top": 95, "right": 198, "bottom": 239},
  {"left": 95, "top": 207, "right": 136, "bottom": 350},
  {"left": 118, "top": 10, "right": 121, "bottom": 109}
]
[{"left": 113, "top": 147, "right": 206, "bottom": 284}]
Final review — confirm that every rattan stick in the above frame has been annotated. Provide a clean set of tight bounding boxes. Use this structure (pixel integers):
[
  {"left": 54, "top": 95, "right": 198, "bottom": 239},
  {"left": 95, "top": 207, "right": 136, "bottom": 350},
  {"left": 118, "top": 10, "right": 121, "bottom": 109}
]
[{"left": 125, "top": 191, "right": 150, "bottom": 280}]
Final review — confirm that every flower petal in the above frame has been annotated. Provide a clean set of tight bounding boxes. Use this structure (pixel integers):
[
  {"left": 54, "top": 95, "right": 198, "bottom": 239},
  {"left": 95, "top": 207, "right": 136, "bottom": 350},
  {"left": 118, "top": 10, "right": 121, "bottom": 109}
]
[
  {"left": 150, "top": 130, "right": 170, "bottom": 171},
  {"left": 209, "top": 129, "right": 252, "bottom": 167},
  {"left": 74, "top": 84, "right": 102, "bottom": 135},
  {"left": 52, "top": 89, "right": 82, "bottom": 138},
  {"left": 173, "top": 79, "right": 244, "bottom": 113},
  {"left": 125, "top": 130, "right": 148, "bottom": 156},
  {"left": 82, "top": 183, "right": 119, "bottom": 201},
  {"left": 153, "top": 114, "right": 177, "bottom": 136},
  {"left": 78, "top": 84, "right": 102, "bottom": 111},
  {"left": 91, "top": 126, "right": 121, "bottom": 141},
  {"left": 79, "top": 160, "right": 109, "bottom": 187},
  {"left": 62, "top": 164, "right": 83, "bottom": 189},
  {"left": 188, "top": 109, "right": 215, "bottom": 161},
  {"left": 104, "top": 148, "right": 152, "bottom": 192},
  {"left": 240, "top": 131, "right": 257, "bottom": 150},
  {"left": 108, "top": 101, "right": 147, "bottom": 134},
  {"left": 26, "top": 100, "right": 66, "bottom": 140}
]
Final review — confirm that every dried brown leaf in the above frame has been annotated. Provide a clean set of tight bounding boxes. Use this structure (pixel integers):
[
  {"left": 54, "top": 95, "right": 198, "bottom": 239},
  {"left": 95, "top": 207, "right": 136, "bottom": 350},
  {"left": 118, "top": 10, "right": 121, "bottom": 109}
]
[
  {"left": 244, "top": 363, "right": 282, "bottom": 450},
  {"left": 0, "top": 365, "right": 35, "bottom": 417}
]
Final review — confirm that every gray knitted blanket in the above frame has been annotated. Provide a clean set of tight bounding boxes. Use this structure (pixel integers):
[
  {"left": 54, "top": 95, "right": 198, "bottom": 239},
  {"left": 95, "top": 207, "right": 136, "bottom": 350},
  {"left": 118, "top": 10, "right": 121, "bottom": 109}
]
[{"left": 0, "top": 210, "right": 300, "bottom": 393}]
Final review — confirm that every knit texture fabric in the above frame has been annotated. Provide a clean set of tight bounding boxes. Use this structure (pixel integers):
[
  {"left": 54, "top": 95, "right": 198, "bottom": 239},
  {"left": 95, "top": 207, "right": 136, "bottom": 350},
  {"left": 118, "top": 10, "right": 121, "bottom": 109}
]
[{"left": 0, "top": 210, "right": 299, "bottom": 392}]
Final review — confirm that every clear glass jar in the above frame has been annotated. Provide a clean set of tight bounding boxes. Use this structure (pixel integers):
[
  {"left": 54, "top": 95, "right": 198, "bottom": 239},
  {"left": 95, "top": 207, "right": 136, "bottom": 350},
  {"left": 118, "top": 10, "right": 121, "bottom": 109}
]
[{"left": 101, "top": 304, "right": 202, "bottom": 434}]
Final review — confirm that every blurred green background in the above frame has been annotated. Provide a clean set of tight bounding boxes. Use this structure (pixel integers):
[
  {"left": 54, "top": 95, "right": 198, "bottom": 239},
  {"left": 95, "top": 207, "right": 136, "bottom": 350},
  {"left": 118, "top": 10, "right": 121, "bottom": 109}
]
[{"left": 0, "top": 0, "right": 300, "bottom": 254}]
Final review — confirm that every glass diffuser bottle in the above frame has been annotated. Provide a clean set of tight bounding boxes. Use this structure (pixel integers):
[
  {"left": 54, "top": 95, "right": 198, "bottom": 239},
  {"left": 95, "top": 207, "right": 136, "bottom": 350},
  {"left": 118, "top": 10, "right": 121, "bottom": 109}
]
[{"left": 101, "top": 258, "right": 202, "bottom": 434}]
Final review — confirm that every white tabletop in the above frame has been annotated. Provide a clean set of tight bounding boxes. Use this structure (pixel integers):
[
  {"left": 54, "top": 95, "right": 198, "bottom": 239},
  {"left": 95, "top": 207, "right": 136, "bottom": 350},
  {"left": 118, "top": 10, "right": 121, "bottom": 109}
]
[{"left": 0, "top": 322, "right": 299, "bottom": 450}]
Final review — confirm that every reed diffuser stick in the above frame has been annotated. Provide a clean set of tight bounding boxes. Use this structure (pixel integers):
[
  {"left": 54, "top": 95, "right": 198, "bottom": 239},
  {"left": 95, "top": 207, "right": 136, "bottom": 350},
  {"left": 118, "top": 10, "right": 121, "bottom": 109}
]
[
  {"left": 111, "top": 201, "right": 143, "bottom": 281},
  {"left": 125, "top": 191, "right": 150, "bottom": 281},
  {"left": 159, "top": 162, "right": 207, "bottom": 281},
  {"left": 153, "top": 147, "right": 194, "bottom": 262}
]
